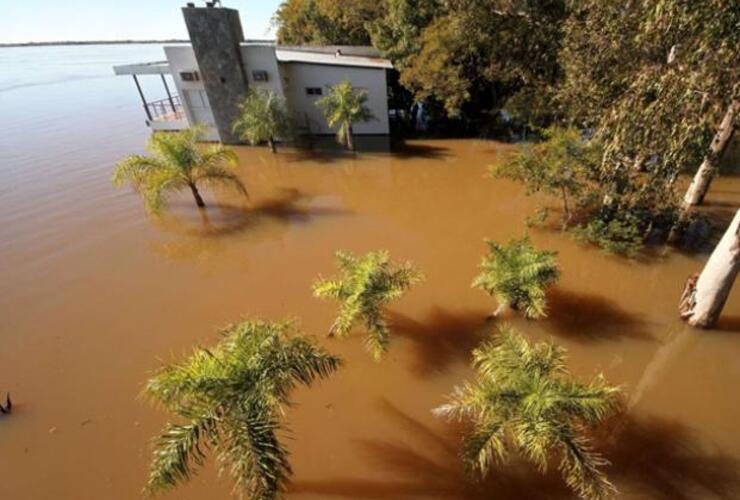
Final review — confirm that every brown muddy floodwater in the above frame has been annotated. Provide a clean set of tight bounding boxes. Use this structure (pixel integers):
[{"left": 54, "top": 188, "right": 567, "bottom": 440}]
[
  {"left": 2, "top": 42, "right": 740, "bottom": 498},
  {"left": 2, "top": 133, "right": 740, "bottom": 500}
]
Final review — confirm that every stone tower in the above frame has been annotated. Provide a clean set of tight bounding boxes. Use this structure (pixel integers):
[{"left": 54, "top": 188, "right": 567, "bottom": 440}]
[{"left": 182, "top": 4, "right": 248, "bottom": 144}]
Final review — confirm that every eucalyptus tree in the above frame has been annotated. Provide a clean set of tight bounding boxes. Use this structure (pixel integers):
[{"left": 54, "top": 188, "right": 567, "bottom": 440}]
[
  {"left": 232, "top": 89, "right": 293, "bottom": 153},
  {"left": 435, "top": 326, "right": 621, "bottom": 500},
  {"left": 680, "top": 209, "right": 740, "bottom": 328},
  {"left": 142, "top": 319, "right": 341, "bottom": 499},
  {"left": 313, "top": 250, "right": 423, "bottom": 360},
  {"left": 315, "top": 80, "right": 375, "bottom": 150},
  {"left": 113, "top": 127, "right": 247, "bottom": 214},
  {"left": 473, "top": 236, "right": 559, "bottom": 319}
]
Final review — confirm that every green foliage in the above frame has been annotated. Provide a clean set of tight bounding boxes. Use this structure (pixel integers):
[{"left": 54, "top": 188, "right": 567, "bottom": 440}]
[
  {"left": 112, "top": 127, "right": 246, "bottom": 214},
  {"left": 274, "top": 0, "right": 382, "bottom": 45},
  {"left": 232, "top": 89, "right": 293, "bottom": 152},
  {"left": 573, "top": 213, "right": 644, "bottom": 258},
  {"left": 435, "top": 326, "right": 621, "bottom": 500},
  {"left": 313, "top": 250, "right": 423, "bottom": 360},
  {"left": 315, "top": 80, "right": 375, "bottom": 149},
  {"left": 472, "top": 235, "right": 559, "bottom": 319},
  {"left": 142, "top": 319, "right": 341, "bottom": 498},
  {"left": 492, "top": 126, "right": 602, "bottom": 227}
]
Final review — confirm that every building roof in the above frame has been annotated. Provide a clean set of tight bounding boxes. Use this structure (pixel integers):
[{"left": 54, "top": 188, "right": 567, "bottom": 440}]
[
  {"left": 274, "top": 49, "right": 392, "bottom": 69},
  {"left": 113, "top": 61, "right": 171, "bottom": 75}
]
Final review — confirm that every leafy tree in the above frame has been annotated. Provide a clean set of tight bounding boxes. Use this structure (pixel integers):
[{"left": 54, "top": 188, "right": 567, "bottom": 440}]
[
  {"left": 313, "top": 250, "right": 423, "bottom": 360},
  {"left": 315, "top": 80, "right": 375, "bottom": 150},
  {"left": 492, "top": 126, "right": 602, "bottom": 228},
  {"left": 472, "top": 235, "right": 559, "bottom": 318},
  {"left": 274, "top": 0, "right": 382, "bottom": 45},
  {"left": 435, "top": 325, "right": 621, "bottom": 500},
  {"left": 233, "top": 89, "right": 293, "bottom": 153},
  {"left": 142, "top": 320, "right": 341, "bottom": 498},
  {"left": 396, "top": 0, "right": 567, "bottom": 119},
  {"left": 112, "top": 127, "right": 247, "bottom": 214}
]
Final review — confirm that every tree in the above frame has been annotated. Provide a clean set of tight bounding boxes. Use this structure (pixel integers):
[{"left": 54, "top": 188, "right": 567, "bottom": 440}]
[
  {"left": 312, "top": 250, "right": 423, "bottom": 360},
  {"left": 315, "top": 80, "right": 375, "bottom": 150},
  {"left": 142, "top": 319, "right": 341, "bottom": 498},
  {"left": 491, "top": 126, "right": 602, "bottom": 228},
  {"left": 274, "top": 0, "right": 382, "bottom": 45},
  {"left": 233, "top": 89, "right": 293, "bottom": 153},
  {"left": 112, "top": 127, "right": 247, "bottom": 214},
  {"left": 473, "top": 235, "right": 559, "bottom": 318},
  {"left": 679, "top": 208, "right": 740, "bottom": 328},
  {"left": 434, "top": 326, "right": 621, "bottom": 500},
  {"left": 682, "top": 98, "right": 739, "bottom": 207}
]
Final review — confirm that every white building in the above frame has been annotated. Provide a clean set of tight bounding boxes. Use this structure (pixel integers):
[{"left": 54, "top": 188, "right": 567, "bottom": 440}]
[{"left": 113, "top": 5, "right": 392, "bottom": 143}]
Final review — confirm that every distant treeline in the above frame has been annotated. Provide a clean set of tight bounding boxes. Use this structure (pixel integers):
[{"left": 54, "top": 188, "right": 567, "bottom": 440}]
[{"left": 0, "top": 40, "right": 189, "bottom": 48}]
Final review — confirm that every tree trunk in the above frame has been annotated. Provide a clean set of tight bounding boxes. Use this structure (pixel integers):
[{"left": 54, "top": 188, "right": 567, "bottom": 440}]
[
  {"left": 679, "top": 209, "right": 740, "bottom": 328},
  {"left": 346, "top": 124, "right": 355, "bottom": 151},
  {"left": 268, "top": 137, "right": 277, "bottom": 153},
  {"left": 189, "top": 182, "right": 206, "bottom": 208},
  {"left": 683, "top": 99, "right": 738, "bottom": 207}
]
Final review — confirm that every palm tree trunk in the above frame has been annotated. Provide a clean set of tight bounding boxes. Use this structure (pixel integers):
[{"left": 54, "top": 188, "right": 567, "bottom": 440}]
[
  {"left": 189, "top": 182, "right": 206, "bottom": 208},
  {"left": 679, "top": 208, "right": 740, "bottom": 328},
  {"left": 268, "top": 138, "right": 277, "bottom": 154},
  {"left": 683, "top": 99, "right": 738, "bottom": 207},
  {"left": 346, "top": 123, "right": 355, "bottom": 151}
]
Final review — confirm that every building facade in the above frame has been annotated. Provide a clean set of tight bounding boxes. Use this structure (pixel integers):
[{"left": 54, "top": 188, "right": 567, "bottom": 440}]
[{"left": 113, "top": 4, "right": 392, "bottom": 143}]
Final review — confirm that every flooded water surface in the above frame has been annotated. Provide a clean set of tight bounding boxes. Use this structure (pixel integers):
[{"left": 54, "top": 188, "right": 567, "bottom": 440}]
[{"left": 1, "top": 45, "right": 739, "bottom": 500}]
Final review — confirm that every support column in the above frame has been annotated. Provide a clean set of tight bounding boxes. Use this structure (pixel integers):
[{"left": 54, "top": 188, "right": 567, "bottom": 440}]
[
  {"left": 161, "top": 74, "right": 177, "bottom": 114},
  {"left": 132, "top": 75, "right": 152, "bottom": 122}
]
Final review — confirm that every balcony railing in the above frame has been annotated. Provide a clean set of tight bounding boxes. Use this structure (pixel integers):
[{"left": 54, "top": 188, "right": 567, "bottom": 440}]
[{"left": 146, "top": 95, "right": 184, "bottom": 122}]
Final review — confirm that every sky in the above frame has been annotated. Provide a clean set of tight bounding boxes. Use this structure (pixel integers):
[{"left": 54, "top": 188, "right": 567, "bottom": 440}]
[{"left": 0, "top": 0, "right": 283, "bottom": 44}]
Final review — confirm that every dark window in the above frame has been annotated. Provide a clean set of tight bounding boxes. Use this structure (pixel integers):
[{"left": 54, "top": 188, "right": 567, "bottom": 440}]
[
  {"left": 305, "top": 87, "right": 323, "bottom": 96},
  {"left": 252, "top": 70, "right": 269, "bottom": 82},
  {"left": 179, "top": 71, "right": 200, "bottom": 82}
]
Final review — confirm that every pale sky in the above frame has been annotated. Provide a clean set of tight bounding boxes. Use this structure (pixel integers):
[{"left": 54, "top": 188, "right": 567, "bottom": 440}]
[{"left": 0, "top": 0, "right": 282, "bottom": 44}]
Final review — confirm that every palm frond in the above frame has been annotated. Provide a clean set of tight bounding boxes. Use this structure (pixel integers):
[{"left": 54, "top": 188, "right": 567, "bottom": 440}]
[
  {"left": 437, "top": 326, "right": 619, "bottom": 500},
  {"left": 312, "top": 250, "right": 422, "bottom": 359},
  {"left": 143, "top": 319, "right": 341, "bottom": 498}
]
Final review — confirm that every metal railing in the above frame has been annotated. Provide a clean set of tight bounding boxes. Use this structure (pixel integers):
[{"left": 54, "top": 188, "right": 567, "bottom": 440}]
[{"left": 146, "top": 95, "right": 184, "bottom": 122}]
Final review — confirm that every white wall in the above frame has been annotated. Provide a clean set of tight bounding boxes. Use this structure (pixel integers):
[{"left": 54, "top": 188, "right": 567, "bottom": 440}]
[
  {"left": 240, "top": 44, "right": 284, "bottom": 96},
  {"left": 164, "top": 45, "right": 390, "bottom": 140},
  {"left": 163, "top": 45, "right": 219, "bottom": 141},
  {"left": 280, "top": 63, "right": 389, "bottom": 135}
]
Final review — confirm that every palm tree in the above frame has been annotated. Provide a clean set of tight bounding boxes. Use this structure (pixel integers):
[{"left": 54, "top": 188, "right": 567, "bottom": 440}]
[
  {"left": 142, "top": 319, "right": 341, "bottom": 499},
  {"left": 232, "top": 89, "right": 293, "bottom": 153},
  {"left": 435, "top": 326, "right": 621, "bottom": 500},
  {"left": 113, "top": 127, "right": 247, "bottom": 214},
  {"left": 472, "top": 235, "right": 560, "bottom": 319},
  {"left": 313, "top": 250, "right": 423, "bottom": 360},
  {"left": 315, "top": 80, "right": 375, "bottom": 150}
]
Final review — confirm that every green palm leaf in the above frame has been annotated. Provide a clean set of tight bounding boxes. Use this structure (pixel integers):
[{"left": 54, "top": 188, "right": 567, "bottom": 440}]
[
  {"left": 112, "top": 127, "right": 247, "bottom": 214},
  {"left": 142, "top": 320, "right": 341, "bottom": 499},
  {"left": 315, "top": 80, "right": 375, "bottom": 150},
  {"left": 313, "top": 250, "right": 423, "bottom": 360},
  {"left": 435, "top": 326, "right": 620, "bottom": 500}
]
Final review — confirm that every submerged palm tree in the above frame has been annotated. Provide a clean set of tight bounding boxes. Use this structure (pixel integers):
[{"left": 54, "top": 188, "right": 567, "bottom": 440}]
[
  {"left": 142, "top": 320, "right": 341, "bottom": 499},
  {"left": 315, "top": 80, "right": 375, "bottom": 150},
  {"left": 435, "top": 326, "right": 621, "bottom": 500},
  {"left": 113, "top": 127, "right": 247, "bottom": 214},
  {"left": 232, "top": 89, "right": 293, "bottom": 153},
  {"left": 472, "top": 235, "right": 559, "bottom": 318},
  {"left": 313, "top": 250, "right": 423, "bottom": 360}
]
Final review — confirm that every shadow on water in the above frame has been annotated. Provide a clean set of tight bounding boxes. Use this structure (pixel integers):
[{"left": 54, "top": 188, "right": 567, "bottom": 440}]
[
  {"left": 602, "top": 414, "right": 740, "bottom": 500},
  {"left": 387, "top": 308, "right": 491, "bottom": 376},
  {"left": 714, "top": 315, "right": 740, "bottom": 333},
  {"left": 389, "top": 141, "right": 452, "bottom": 160},
  {"left": 292, "top": 402, "right": 740, "bottom": 500},
  {"left": 544, "top": 288, "right": 655, "bottom": 343},
  {"left": 290, "top": 399, "right": 570, "bottom": 499},
  {"left": 161, "top": 188, "right": 350, "bottom": 239}
]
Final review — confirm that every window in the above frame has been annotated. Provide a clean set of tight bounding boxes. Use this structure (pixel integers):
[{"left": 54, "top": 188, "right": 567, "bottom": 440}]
[
  {"left": 252, "top": 70, "right": 269, "bottom": 82},
  {"left": 179, "top": 71, "right": 200, "bottom": 82},
  {"left": 305, "top": 87, "right": 323, "bottom": 96}
]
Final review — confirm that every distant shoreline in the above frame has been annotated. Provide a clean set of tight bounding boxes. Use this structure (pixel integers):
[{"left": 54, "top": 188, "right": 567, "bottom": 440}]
[{"left": 0, "top": 40, "right": 190, "bottom": 48}]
